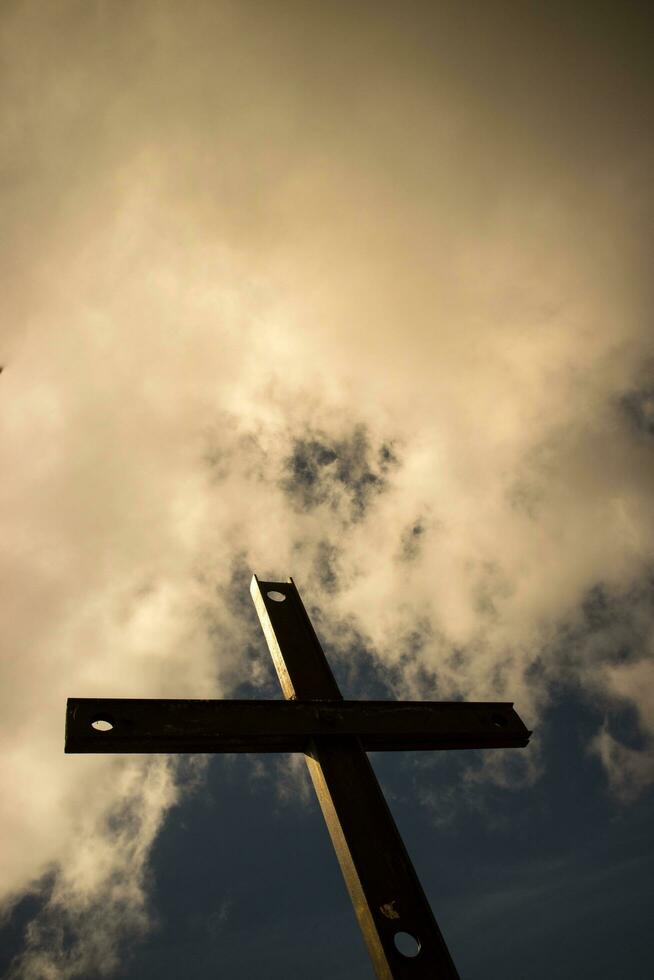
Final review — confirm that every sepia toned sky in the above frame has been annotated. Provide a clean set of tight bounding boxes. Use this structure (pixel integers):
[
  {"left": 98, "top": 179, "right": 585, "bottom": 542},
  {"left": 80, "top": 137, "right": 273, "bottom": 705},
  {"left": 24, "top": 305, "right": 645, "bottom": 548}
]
[{"left": 1, "top": 2, "right": 653, "bottom": 977}]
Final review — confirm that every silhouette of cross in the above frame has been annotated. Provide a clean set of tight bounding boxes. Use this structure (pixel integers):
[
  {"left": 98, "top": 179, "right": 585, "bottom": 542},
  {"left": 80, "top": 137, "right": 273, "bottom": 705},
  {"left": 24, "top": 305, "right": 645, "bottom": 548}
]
[{"left": 66, "top": 575, "right": 531, "bottom": 978}]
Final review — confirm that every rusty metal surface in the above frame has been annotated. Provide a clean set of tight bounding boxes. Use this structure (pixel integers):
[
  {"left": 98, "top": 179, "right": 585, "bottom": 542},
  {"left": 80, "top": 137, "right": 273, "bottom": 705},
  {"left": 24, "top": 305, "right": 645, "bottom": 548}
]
[
  {"left": 66, "top": 697, "right": 530, "bottom": 754},
  {"left": 251, "top": 576, "right": 462, "bottom": 979}
]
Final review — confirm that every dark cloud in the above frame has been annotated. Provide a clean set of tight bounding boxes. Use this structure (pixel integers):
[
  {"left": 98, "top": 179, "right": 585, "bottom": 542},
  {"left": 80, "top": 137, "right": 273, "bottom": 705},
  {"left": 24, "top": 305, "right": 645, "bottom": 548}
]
[
  {"left": 316, "top": 604, "right": 442, "bottom": 702},
  {"left": 620, "top": 387, "right": 654, "bottom": 440},
  {"left": 305, "top": 610, "right": 395, "bottom": 701},
  {"left": 522, "top": 577, "right": 654, "bottom": 799},
  {"left": 576, "top": 578, "right": 654, "bottom": 669},
  {"left": 399, "top": 518, "right": 427, "bottom": 562},
  {"left": 311, "top": 539, "right": 341, "bottom": 595},
  {"left": 280, "top": 426, "right": 398, "bottom": 523},
  {"left": 525, "top": 579, "right": 654, "bottom": 703}
]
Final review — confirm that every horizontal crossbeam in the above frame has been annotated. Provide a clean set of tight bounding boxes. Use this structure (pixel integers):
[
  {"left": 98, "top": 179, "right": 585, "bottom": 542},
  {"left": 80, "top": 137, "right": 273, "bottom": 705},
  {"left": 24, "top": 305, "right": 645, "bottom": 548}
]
[{"left": 65, "top": 697, "right": 530, "bottom": 754}]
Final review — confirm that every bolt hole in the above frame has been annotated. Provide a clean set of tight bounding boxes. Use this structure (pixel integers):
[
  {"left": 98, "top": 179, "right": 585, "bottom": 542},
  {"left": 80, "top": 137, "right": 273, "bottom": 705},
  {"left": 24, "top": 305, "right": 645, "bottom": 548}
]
[
  {"left": 91, "top": 718, "right": 114, "bottom": 732},
  {"left": 394, "top": 931, "right": 421, "bottom": 958},
  {"left": 491, "top": 712, "right": 508, "bottom": 728},
  {"left": 267, "top": 590, "right": 286, "bottom": 602}
]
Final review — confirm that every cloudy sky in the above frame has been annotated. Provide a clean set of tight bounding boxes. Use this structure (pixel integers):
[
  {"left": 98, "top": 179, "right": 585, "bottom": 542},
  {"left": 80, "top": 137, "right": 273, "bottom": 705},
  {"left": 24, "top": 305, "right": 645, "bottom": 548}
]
[{"left": 1, "top": 1, "right": 653, "bottom": 977}]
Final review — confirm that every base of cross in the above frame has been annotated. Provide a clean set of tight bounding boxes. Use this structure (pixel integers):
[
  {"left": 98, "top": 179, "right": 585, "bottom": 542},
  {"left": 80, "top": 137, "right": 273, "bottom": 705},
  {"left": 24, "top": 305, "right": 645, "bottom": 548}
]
[{"left": 66, "top": 575, "right": 532, "bottom": 980}]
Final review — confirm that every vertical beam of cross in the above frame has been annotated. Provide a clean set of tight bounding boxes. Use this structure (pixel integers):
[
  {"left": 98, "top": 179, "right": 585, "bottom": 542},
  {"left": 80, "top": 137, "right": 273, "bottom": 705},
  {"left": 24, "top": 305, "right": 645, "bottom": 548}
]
[{"left": 251, "top": 575, "right": 460, "bottom": 980}]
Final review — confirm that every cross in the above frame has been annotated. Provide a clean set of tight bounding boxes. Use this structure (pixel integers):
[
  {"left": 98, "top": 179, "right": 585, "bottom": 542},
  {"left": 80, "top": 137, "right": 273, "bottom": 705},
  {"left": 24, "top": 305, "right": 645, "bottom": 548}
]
[{"left": 65, "top": 575, "right": 531, "bottom": 979}]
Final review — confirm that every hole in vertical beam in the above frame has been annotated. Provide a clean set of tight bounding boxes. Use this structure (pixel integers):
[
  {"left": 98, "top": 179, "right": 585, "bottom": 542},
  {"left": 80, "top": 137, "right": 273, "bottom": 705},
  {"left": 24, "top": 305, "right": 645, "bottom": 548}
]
[
  {"left": 267, "top": 590, "right": 286, "bottom": 602},
  {"left": 393, "top": 931, "right": 421, "bottom": 957}
]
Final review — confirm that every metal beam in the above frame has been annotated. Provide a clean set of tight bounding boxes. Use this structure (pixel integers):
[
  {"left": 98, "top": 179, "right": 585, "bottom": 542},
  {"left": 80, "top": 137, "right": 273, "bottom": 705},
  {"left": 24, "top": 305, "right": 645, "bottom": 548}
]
[
  {"left": 66, "top": 697, "right": 530, "bottom": 754},
  {"left": 251, "top": 576, "right": 462, "bottom": 980}
]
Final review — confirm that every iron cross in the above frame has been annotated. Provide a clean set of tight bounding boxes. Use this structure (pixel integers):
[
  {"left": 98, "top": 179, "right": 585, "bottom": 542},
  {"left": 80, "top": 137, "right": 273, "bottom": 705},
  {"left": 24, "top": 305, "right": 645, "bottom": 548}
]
[{"left": 65, "top": 575, "right": 531, "bottom": 979}]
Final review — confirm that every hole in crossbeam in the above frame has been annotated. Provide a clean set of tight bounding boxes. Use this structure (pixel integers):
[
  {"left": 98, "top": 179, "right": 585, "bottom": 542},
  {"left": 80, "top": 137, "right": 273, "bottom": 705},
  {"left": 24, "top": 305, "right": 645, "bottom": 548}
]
[
  {"left": 394, "top": 931, "right": 421, "bottom": 958},
  {"left": 267, "top": 590, "right": 286, "bottom": 602},
  {"left": 491, "top": 712, "right": 508, "bottom": 728},
  {"left": 91, "top": 718, "right": 114, "bottom": 732}
]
